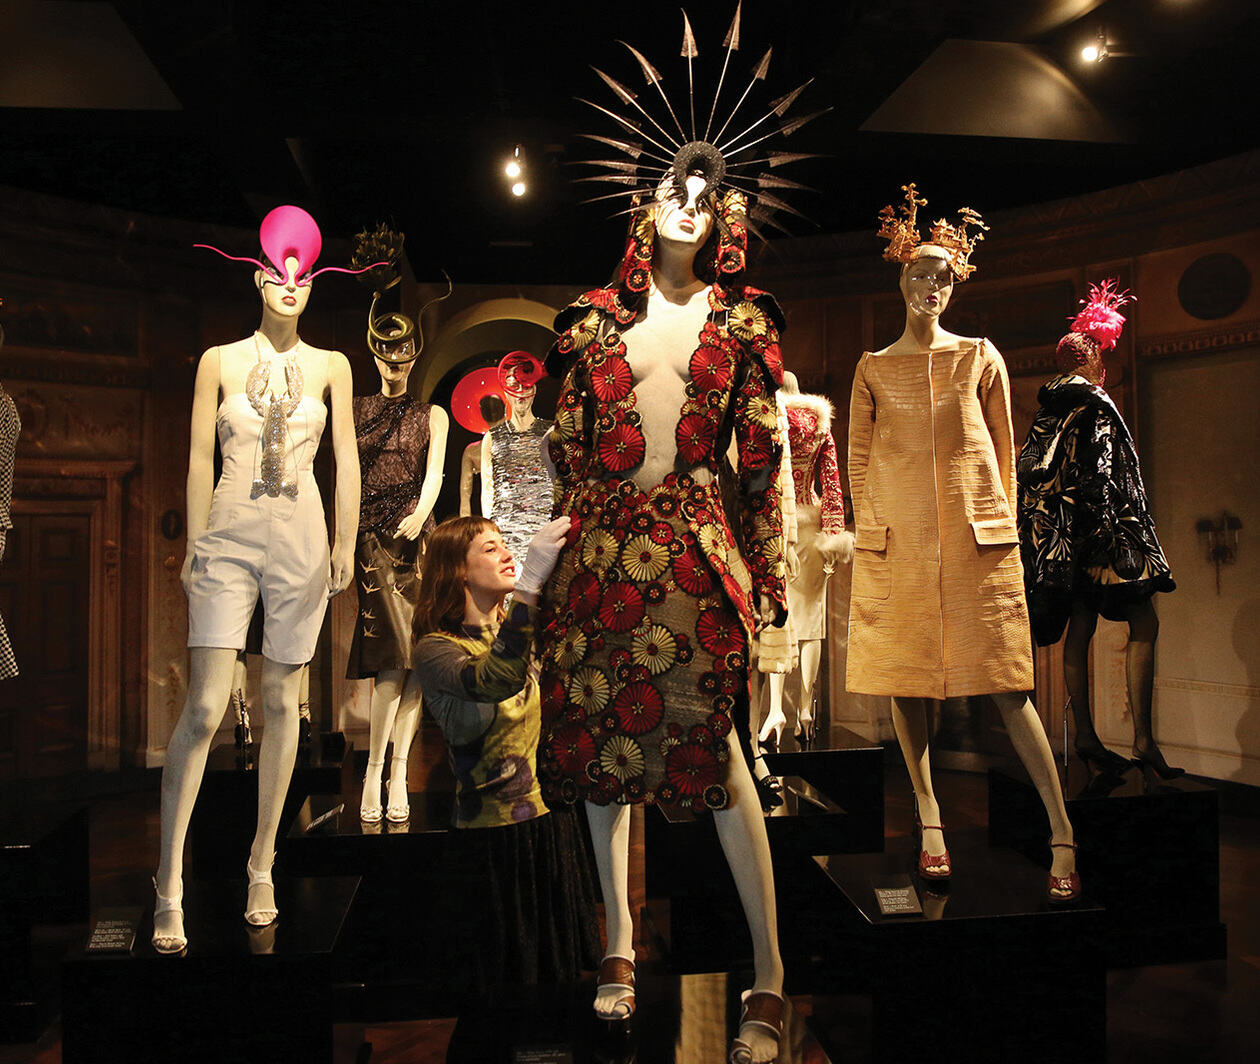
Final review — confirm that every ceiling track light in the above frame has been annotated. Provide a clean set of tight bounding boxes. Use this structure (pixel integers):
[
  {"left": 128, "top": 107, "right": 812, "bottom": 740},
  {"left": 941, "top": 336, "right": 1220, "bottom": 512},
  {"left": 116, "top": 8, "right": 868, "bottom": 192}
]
[
  {"left": 1082, "top": 28, "right": 1110, "bottom": 63},
  {"left": 504, "top": 144, "right": 523, "bottom": 179}
]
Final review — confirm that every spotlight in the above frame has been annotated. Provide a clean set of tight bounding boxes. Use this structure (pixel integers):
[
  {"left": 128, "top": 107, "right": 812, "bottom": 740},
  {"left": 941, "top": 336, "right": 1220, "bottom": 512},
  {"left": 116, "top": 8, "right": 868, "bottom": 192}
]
[
  {"left": 511, "top": 181, "right": 527, "bottom": 197},
  {"left": 1081, "top": 44, "right": 1099, "bottom": 62},
  {"left": 505, "top": 160, "right": 521, "bottom": 178},
  {"left": 1082, "top": 29, "right": 1108, "bottom": 63}
]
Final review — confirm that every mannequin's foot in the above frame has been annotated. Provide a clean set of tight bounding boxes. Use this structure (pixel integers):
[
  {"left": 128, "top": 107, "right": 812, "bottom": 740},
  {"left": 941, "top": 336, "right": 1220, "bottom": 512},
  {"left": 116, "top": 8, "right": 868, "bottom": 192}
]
[
  {"left": 912, "top": 797, "right": 950, "bottom": 879},
  {"left": 751, "top": 756, "right": 784, "bottom": 813},
  {"left": 1048, "top": 841, "right": 1081, "bottom": 903},
  {"left": 151, "top": 877, "right": 187, "bottom": 955},
  {"left": 793, "top": 717, "right": 815, "bottom": 751},
  {"left": 1075, "top": 741, "right": 1133, "bottom": 776},
  {"left": 360, "top": 758, "right": 385, "bottom": 822},
  {"left": 729, "top": 989, "right": 783, "bottom": 1064},
  {"left": 244, "top": 854, "right": 278, "bottom": 926},
  {"left": 1132, "top": 741, "right": 1184, "bottom": 779},
  {"left": 758, "top": 729, "right": 780, "bottom": 758},
  {"left": 386, "top": 755, "right": 410, "bottom": 823},
  {"left": 595, "top": 954, "right": 636, "bottom": 1025}
]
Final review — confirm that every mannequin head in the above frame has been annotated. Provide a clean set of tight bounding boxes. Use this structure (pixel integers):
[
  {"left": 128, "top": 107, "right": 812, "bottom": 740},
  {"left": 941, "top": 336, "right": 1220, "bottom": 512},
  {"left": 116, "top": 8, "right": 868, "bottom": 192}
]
[
  {"left": 899, "top": 251, "right": 954, "bottom": 320},
  {"left": 1055, "top": 333, "right": 1105, "bottom": 386},
  {"left": 498, "top": 351, "right": 543, "bottom": 418},
  {"left": 479, "top": 394, "right": 506, "bottom": 428},
  {"left": 256, "top": 254, "right": 312, "bottom": 321},
  {"left": 412, "top": 516, "right": 507, "bottom": 637},
  {"left": 780, "top": 370, "right": 800, "bottom": 396},
  {"left": 374, "top": 344, "right": 415, "bottom": 396},
  {"left": 654, "top": 172, "right": 715, "bottom": 258}
]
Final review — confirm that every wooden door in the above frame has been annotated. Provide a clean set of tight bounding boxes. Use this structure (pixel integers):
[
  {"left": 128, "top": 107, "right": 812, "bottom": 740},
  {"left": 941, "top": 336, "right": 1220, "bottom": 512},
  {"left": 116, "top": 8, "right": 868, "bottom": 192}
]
[{"left": 0, "top": 513, "right": 90, "bottom": 778}]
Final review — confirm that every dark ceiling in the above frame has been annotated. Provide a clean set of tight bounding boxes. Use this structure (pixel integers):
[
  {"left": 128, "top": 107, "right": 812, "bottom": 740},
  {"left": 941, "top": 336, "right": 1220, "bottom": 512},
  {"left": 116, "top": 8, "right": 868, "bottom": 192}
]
[{"left": 1, "top": 0, "right": 1257, "bottom": 285}]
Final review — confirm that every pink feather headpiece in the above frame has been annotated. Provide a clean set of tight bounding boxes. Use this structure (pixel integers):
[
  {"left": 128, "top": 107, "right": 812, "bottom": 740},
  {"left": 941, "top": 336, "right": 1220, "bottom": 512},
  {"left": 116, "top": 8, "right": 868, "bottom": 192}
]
[
  {"left": 195, "top": 205, "right": 382, "bottom": 287},
  {"left": 1066, "top": 279, "right": 1134, "bottom": 353}
]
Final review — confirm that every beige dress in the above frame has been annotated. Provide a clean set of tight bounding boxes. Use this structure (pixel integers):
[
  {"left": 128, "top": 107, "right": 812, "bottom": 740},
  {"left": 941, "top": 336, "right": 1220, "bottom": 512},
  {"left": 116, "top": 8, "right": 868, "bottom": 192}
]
[{"left": 846, "top": 338, "right": 1033, "bottom": 699}]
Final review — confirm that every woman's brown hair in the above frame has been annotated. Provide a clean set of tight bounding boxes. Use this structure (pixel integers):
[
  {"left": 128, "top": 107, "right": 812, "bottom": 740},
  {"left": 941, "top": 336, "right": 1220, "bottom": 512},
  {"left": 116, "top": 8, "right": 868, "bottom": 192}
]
[{"left": 412, "top": 516, "right": 496, "bottom": 641}]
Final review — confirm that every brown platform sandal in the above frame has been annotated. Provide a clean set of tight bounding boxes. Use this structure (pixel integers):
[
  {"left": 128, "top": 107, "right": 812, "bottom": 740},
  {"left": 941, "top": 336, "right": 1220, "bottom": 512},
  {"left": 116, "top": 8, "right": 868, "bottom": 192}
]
[
  {"left": 729, "top": 989, "right": 784, "bottom": 1064},
  {"left": 595, "top": 955, "right": 636, "bottom": 1026},
  {"left": 1047, "top": 841, "right": 1081, "bottom": 903}
]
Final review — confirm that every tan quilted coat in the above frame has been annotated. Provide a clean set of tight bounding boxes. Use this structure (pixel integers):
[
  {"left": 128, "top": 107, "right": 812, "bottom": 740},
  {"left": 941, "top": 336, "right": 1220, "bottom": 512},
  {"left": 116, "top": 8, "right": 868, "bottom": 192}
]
[{"left": 846, "top": 339, "right": 1034, "bottom": 699}]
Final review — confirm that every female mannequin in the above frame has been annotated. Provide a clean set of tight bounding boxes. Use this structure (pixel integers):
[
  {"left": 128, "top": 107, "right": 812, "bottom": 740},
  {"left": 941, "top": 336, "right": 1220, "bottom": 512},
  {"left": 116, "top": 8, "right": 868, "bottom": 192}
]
[
  {"left": 0, "top": 307, "right": 19, "bottom": 681},
  {"left": 459, "top": 394, "right": 505, "bottom": 517},
  {"left": 848, "top": 186, "right": 1078, "bottom": 900},
  {"left": 153, "top": 206, "right": 361, "bottom": 953},
  {"left": 539, "top": 169, "right": 788, "bottom": 1062},
  {"left": 759, "top": 372, "right": 851, "bottom": 752},
  {"left": 1018, "top": 282, "right": 1178, "bottom": 777},
  {"left": 480, "top": 352, "right": 553, "bottom": 564},
  {"left": 348, "top": 339, "right": 447, "bottom": 822}
]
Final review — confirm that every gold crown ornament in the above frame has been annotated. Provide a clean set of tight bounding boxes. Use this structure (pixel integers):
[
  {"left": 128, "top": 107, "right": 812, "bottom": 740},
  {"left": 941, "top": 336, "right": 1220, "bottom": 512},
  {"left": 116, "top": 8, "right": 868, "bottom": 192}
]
[{"left": 877, "top": 183, "right": 989, "bottom": 281}]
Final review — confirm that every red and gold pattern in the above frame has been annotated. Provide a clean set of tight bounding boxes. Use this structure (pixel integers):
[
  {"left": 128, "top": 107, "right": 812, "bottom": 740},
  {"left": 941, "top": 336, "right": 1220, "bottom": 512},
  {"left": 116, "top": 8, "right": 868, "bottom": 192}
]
[{"left": 538, "top": 275, "right": 788, "bottom": 813}]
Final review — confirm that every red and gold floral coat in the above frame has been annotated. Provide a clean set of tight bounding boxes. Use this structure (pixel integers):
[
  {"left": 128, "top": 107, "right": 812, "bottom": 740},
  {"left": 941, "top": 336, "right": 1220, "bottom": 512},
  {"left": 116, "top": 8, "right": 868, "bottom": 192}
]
[{"left": 537, "top": 275, "right": 790, "bottom": 811}]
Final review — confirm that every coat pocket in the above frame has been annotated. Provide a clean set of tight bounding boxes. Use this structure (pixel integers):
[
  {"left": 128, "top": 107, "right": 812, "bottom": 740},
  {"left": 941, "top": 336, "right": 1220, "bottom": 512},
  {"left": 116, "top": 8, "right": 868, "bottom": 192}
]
[
  {"left": 852, "top": 523, "right": 891, "bottom": 600},
  {"left": 970, "top": 518, "right": 1018, "bottom": 546}
]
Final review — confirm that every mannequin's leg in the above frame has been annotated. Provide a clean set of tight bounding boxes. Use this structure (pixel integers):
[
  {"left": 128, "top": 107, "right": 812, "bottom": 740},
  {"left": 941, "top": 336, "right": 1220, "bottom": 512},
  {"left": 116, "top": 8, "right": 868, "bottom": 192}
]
[
  {"left": 1126, "top": 599, "right": 1182, "bottom": 776},
  {"left": 387, "top": 670, "right": 424, "bottom": 814},
  {"left": 297, "top": 663, "right": 312, "bottom": 742},
  {"left": 584, "top": 800, "right": 634, "bottom": 1016},
  {"left": 246, "top": 657, "right": 303, "bottom": 918},
  {"left": 991, "top": 692, "right": 1076, "bottom": 877},
  {"left": 361, "top": 669, "right": 404, "bottom": 818},
  {"left": 230, "top": 653, "right": 251, "bottom": 747},
  {"left": 1062, "top": 600, "right": 1100, "bottom": 748},
  {"left": 796, "top": 640, "right": 823, "bottom": 745},
  {"left": 712, "top": 735, "right": 784, "bottom": 1063},
  {"left": 155, "top": 646, "right": 240, "bottom": 941},
  {"left": 758, "top": 673, "right": 788, "bottom": 752},
  {"left": 890, "top": 696, "right": 946, "bottom": 864}
]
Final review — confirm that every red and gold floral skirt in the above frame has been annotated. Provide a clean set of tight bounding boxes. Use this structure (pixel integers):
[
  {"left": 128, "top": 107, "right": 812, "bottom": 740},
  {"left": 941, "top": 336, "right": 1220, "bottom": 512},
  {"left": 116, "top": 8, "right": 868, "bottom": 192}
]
[{"left": 538, "top": 473, "right": 755, "bottom": 813}]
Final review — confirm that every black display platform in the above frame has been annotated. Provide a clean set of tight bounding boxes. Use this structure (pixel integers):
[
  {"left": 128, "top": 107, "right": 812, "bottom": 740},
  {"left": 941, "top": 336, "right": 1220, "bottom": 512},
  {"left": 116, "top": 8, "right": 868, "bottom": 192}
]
[
  {"left": 988, "top": 758, "right": 1227, "bottom": 967},
  {"left": 61, "top": 874, "right": 358, "bottom": 1064},
  {"left": 1, "top": 801, "right": 88, "bottom": 1043},
  {"left": 445, "top": 968, "right": 832, "bottom": 1064},
  {"left": 283, "top": 792, "right": 471, "bottom": 1019},
  {"left": 812, "top": 830, "right": 1106, "bottom": 1064},
  {"left": 646, "top": 769, "right": 875, "bottom": 971},
  {"left": 189, "top": 735, "right": 353, "bottom": 874}
]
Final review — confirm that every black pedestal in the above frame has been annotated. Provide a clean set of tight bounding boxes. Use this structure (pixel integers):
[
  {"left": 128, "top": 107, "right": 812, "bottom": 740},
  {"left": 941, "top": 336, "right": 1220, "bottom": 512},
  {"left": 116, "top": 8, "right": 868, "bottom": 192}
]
[
  {"left": 446, "top": 968, "right": 833, "bottom": 1064},
  {"left": 647, "top": 770, "right": 870, "bottom": 971},
  {"left": 812, "top": 830, "right": 1106, "bottom": 1064},
  {"left": 988, "top": 759, "right": 1227, "bottom": 966},
  {"left": 283, "top": 792, "right": 466, "bottom": 1019},
  {"left": 1, "top": 801, "right": 88, "bottom": 1042},
  {"left": 61, "top": 875, "right": 358, "bottom": 1064},
  {"left": 189, "top": 736, "right": 353, "bottom": 875}
]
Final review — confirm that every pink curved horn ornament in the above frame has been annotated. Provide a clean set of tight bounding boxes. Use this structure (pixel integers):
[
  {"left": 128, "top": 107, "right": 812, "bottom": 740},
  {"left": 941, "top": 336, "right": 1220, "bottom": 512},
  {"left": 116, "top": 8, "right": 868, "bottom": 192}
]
[{"left": 195, "top": 205, "right": 386, "bottom": 287}]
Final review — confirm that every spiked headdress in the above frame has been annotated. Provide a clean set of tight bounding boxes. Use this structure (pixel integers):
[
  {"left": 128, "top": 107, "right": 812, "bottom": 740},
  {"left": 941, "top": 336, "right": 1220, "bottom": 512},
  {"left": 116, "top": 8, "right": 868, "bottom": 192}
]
[
  {"left": 575, "top": 2, "right": 825, "bottom": 254},
  {"left": 877, "top": 183, "right": 989, "bottom": 281}
]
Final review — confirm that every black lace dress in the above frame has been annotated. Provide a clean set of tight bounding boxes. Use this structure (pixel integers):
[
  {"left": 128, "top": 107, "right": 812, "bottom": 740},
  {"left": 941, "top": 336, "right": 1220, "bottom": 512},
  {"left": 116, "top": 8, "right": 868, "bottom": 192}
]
[{"left": 346, "top": 393, "right": 436, "bottom": 678}]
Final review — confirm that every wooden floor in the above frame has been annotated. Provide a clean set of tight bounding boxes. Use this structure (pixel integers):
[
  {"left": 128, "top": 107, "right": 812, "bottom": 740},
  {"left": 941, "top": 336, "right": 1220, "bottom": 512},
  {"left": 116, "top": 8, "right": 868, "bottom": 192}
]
[{"left": 5, "top": 735, "right": 1260, "bottom": 1062}]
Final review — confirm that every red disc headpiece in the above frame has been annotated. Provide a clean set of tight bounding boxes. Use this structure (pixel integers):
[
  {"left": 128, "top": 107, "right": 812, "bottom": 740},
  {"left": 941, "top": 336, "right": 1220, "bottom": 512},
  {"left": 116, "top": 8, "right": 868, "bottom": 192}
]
[{"left": 497, "top": 351, "right": 544, "bottom": 398}]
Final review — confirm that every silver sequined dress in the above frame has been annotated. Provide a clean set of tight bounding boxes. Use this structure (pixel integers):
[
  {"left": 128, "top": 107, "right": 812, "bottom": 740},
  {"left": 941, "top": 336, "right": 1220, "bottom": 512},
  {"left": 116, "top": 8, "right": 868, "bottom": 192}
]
[{"left": 488, "top": 418, "right": 555, "bottom": 564}]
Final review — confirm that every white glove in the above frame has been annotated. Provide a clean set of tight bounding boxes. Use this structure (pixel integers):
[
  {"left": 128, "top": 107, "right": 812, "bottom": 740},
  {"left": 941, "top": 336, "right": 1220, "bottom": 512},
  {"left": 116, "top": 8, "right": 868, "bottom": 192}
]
[{"left": 515, "top": 516, "right": 573, "bottom": 595}]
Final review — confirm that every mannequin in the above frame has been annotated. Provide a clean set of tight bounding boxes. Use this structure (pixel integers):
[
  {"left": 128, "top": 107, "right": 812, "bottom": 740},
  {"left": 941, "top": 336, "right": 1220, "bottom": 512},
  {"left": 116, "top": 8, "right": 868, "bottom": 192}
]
[
  {"left": 480, "top": 352, "right": 554, "bottom": 564},
  {"left": 348, "top": 342, "right": 448, "bottom": 822},
  {"left": 153, "top": 206, "right": 362, "bottom": 953},
  {"left": 459, "top": 394, "right": 506, "bottom": 517},
  {"left": 1018, "top": 281, "right": 1179, "bottom": 777},
  {"left": 538, "top": 171, "right": 788, "bottom": 1062},
  {"left": 759, "top": 372, "right": 852, "bottom": 752},
  {"left": 848, "top": 185, "right": 1078, "bottom": 900},
  {"left": 0, "top": 307, "right": 19, "bottom": 681}
]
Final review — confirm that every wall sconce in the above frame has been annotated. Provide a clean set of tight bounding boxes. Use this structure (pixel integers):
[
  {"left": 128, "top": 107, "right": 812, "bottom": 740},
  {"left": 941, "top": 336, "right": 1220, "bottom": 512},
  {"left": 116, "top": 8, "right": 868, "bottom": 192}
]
[{"left": 1195, "top": 511, "right": 1242, "bottom": 594}]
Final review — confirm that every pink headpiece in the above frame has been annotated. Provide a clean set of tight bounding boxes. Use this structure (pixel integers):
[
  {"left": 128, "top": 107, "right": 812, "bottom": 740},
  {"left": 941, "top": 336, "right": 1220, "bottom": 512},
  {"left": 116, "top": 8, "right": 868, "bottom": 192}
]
[
  {"left": 195, "top": 205, "right": 382, "bottom": 287},
  {"left": 1066, "top": 279, "right": 1134, "bottom": 353}
]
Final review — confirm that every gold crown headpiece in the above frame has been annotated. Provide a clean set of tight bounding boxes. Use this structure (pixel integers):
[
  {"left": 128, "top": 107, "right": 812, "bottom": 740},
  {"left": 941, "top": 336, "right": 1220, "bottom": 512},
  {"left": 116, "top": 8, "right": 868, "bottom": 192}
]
[{"left": 877, "top": 183, "right": 989, "bottom": 281}]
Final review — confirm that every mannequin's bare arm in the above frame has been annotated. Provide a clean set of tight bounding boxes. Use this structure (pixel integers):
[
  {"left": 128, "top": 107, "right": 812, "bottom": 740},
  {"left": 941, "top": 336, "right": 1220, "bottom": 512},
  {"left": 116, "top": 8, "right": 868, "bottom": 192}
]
[
  {"left": 979, "top": 340, "right": 1018, "bottom": 514},
  {"left": 459, "top": 441, "right": 478, "bottom": 517},
  {"left": 398, "top": 405, "right": 449, "bottom": 539},
  {"left": 479, "top": 433, "right": 493, "bottom": 519},
  {"left": 328, "top": 351, "right": 360, "bottom": 594},
  {"left": 181, "top": 347, "right": 222, "bottom": 591}
]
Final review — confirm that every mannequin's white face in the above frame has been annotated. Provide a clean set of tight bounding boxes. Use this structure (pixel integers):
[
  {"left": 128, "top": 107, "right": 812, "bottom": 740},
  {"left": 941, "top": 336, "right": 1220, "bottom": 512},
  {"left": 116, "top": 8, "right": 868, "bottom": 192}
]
[
  {"left": 258, "top": 255, "right": 311, "bottom": 318},
  {"left": 375, "top": 353, "right": 413, "bottom": 392},
  {"left": 464, "top": 527, "right": 516, "bottom": 597},
  {"left": 900, "top": 255, "right": 954, "bottom": 319},
  {"left": 654, "top": 173, "right": 714, "bottom": 248}
]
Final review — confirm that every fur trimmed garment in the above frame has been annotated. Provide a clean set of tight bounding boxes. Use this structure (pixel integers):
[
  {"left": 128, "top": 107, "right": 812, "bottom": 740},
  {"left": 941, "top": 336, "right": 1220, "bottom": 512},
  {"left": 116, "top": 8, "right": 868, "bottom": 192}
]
[{"left": 1017, "top": 374, "right": 1175, "bottom": 646}]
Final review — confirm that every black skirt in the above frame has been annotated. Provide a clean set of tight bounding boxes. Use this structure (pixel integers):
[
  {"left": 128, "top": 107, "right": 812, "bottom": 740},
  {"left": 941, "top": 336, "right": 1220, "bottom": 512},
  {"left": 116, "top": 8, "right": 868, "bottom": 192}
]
[{"left": 346, "top": 530, "right": 423, "bottom": 679}]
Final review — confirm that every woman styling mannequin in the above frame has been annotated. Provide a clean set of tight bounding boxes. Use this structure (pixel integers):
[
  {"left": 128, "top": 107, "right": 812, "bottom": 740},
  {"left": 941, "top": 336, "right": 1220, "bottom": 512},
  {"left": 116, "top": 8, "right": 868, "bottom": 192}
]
[
  {"left": 847, "top": 185, "right": 1078, "bottom": 900},
  {"left": 153, "top": 206, "right": 363, "bottom": 953},
  {"left": 347, "top": 234, "right": 450, "bottom": 823}
]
